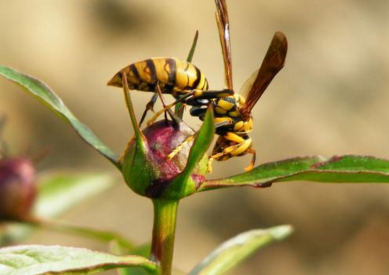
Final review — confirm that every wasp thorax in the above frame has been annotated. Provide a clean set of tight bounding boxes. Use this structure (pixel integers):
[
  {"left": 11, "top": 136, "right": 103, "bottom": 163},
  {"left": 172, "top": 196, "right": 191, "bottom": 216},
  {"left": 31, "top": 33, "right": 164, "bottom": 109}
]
[
  {"left": 0, "top": 157, "right": 37, "bottom": 222},
  {"left": 121, "top": 120, "right": 208, "bottom": 199}
]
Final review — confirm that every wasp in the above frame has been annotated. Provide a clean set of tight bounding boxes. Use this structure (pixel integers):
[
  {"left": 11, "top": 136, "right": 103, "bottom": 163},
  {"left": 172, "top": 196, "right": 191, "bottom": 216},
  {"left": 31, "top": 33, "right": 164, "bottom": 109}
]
[
  {"left": 108, "top": 57, "right": 209, "bottom": 96},
  {"left": 168, "top": 0, "right": 288, "bottom": 172},
  {"left": 108, "top": 0, "right": 287, "bottom": 172},
  {"left": 108, "top": 57, "right": 234, "bottom": 124}
]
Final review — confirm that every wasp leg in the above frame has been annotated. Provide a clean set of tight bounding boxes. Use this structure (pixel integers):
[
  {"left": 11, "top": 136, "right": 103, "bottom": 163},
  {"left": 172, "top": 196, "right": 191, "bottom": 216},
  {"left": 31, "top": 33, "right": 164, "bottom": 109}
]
[
  {"left": 174, "top": 100, "right": 187, "bottom": 119},
  {"left": 139, "top": 93, "right": 158, "bottom": 127},
  {"left": 180, "top": 89, "right": 234, "bottom": 100},
  {"left": 166, "top": 120, "right": 232, "bottom": 162},
  {"left": 154, "top": 83, "right": 178, "bottom": 123},
  {"left": 214, "top": 120, "right": 233, "bottom": 129},
  {"left": 145, "top": 91, "right": 195, "bottom": 126},
  {"left": 146, "top": 89, "right": 234, "bottom": 126},
  {"left": 244, "top": 148, "right": 256, "bottom": 172},
  {"left": 207, "top": 132, "right": 253, "bottom": 173},
  {"left": 167, "top": 134, "right": 196, "bottom": 160}
]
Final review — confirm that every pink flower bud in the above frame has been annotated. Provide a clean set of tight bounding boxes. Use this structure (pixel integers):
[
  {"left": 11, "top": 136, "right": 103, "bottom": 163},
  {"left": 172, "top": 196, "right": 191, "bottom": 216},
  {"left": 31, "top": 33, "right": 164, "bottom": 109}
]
[{"left": 121, "top": 120, "right": 208, "bottom": 199}]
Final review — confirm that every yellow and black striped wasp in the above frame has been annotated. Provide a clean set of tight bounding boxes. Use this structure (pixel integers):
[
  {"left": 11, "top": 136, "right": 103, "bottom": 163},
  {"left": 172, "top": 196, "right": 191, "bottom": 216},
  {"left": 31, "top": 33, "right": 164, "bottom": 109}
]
[
  {"left": 108, "top": 57, "right": 209, "bottom": 97},
  {"left": 108, "top": 0, "right": 287, "bottom": 172},
  {"left": 108, "top": 57, "right": 234, "bottom": 125}
]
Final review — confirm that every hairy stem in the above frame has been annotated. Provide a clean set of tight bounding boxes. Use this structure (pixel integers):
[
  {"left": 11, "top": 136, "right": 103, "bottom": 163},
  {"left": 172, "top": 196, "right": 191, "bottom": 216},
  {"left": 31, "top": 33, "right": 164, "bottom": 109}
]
[{"left": 151, "top": 199, "right": 179, "bottom": 275}]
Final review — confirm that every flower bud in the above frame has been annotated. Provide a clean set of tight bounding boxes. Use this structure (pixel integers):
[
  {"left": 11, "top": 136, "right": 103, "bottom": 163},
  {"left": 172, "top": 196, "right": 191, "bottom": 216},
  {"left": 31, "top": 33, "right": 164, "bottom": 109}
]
[
  {"left": 0, "top": 157, "right": 36, "bottom": 221},
  {"left": 121, "top": 120, "right": 208, "bottom": 199}
]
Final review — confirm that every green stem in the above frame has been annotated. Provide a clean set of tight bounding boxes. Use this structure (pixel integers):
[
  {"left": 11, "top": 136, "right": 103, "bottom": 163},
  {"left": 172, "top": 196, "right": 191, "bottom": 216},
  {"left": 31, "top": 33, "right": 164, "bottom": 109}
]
[{"left": 150, "top": 199, "right": 179, "bottom": 275}]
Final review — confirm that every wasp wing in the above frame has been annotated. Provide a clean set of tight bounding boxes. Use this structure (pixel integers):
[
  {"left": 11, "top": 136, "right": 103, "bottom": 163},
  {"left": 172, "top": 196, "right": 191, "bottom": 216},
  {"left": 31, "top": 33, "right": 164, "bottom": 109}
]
[
  {"left": 215, "top": 0, "right": 233, "bottom": 90},
  {"left": 239, "top": 68, "right": 259, "bottom": 99},
  {"left": 240, "top": 32, "right": 288, "bottom": 119}
]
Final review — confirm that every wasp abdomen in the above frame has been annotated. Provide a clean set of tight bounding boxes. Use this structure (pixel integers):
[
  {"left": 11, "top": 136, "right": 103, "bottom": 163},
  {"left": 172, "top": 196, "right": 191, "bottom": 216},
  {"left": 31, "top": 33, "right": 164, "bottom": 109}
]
[{"left": 108, "top": 58, "right": 209, "bottom": 95}]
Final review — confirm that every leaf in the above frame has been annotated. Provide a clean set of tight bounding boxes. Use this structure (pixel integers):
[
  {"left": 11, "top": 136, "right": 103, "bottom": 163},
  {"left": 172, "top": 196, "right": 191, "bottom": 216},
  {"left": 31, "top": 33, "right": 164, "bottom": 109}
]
[
  {"left": 0, "top": 66, "right": 120, "bottom": 168},
  {"left": 112, "top": 243, "right": 184, "bottom": 275},
  {"left": 34, "top": 172, "right": 116, "bottom": 218},
  {"left": 199, "top": 155, "right": 389, "bottom": 191},
  {"left": 1, "top": 173, "right": 117, "bottom": 245},
  {"left": 0, "top": 245, "right": 158, "bottom": 275},
  {"left": 110, "top": 243, "right": 151, "bottom": 275},
  {"left": 27, "top": 220, "right": 134, "bottom": 251},
  {"left": 188, "top": 225, "right": 293, "bottom": 275}
]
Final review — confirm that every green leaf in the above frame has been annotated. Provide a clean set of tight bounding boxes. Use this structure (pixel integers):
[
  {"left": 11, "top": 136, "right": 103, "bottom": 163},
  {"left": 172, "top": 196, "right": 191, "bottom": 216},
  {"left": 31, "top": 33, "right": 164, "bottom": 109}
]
[
  {"left": 188, "top": 225, "right": 293, "bottom": 275},
  {"left": 27, "top": 220, "right": 134, "bottom": 251},
  {"left": 199, "top": 155, "right": 389, "bottom": 191},
  {"left": 0, "top": 245, "right": 158, "bottom": 275},
  {"left": 0, "top": 66, "right": 120, "bottom": 168},
  {"left": 111, "top": 243, "right": 152, "bottom": 275},
  {"left": 34, "top": 172, "right": 116, "bottom": 218}
]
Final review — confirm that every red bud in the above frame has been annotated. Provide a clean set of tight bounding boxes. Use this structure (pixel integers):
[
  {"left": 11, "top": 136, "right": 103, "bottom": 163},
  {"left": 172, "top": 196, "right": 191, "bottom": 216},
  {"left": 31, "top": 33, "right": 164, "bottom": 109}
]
[
  {"left": 121, "top": 120, "right": 208, "bottom": 199},
  {"left": 0, "top": 157, "right": 36, "bottom": 221}
]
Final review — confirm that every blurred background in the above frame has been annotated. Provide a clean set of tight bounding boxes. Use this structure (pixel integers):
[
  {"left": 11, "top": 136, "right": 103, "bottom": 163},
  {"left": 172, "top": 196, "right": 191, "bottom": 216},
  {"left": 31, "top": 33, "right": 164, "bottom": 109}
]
[{"left": 1, "top": 0, "right": 389, "bottom": 274}]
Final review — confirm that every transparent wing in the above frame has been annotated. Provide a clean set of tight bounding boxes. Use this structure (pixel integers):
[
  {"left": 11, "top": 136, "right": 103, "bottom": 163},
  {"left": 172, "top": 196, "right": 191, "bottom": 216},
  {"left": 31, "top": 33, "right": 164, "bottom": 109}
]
[
  {"left": 240, "top": 68, "right": 259, "bottom": 99},
  {"left": 215, "top": 0, "right": 233, "bottom": 90},
  {"left": 240, "top": 32, "right": 288, "bottom": 119}
]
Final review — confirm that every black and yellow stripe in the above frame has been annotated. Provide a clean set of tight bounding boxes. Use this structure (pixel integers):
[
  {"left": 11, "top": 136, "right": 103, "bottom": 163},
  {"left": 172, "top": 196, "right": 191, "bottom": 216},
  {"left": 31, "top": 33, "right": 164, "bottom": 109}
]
[{"left": 108, "top": 57, "right": 209, "bottom": 96}]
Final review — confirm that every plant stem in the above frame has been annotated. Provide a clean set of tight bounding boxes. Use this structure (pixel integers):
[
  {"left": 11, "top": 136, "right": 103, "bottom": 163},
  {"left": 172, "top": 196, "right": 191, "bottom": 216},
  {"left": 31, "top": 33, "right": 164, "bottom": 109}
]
[{"left": 151, "top": 199, "right": 179, "bottom": 275}]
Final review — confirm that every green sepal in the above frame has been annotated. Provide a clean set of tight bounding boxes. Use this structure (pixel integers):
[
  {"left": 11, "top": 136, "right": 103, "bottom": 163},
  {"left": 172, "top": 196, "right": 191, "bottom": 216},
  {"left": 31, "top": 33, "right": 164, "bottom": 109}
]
[
  {"left": 121, "top": 137, "right": 155, "bottom": 197},
  {"left": 186, "top": 30, "right": 199, "bottom": 63},
  {"left": 165, "top": 107, "right": 214, "bottom": 199},
  {"left": 175, "top": 30, "right": 200, "bottom": 118}
]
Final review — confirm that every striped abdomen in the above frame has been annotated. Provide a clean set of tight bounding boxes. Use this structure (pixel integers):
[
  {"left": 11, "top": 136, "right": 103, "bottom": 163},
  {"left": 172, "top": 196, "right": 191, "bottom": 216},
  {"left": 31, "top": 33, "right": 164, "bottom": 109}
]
[{"left": 108, "top": 57, "right": 209, "bottom": 95}]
